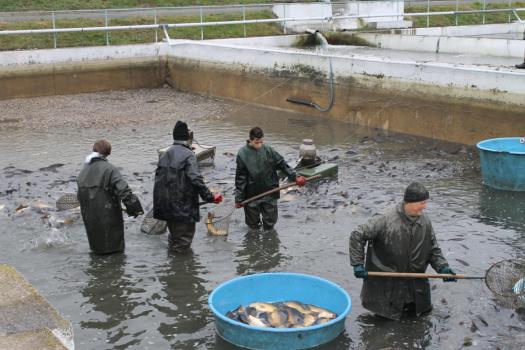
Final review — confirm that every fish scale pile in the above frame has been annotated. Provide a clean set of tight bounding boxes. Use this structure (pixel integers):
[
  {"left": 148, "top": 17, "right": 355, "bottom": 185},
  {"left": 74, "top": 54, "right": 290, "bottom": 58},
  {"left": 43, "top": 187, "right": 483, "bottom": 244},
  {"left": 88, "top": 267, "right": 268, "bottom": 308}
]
[{"left": 227, "top": 301, "right": 337, "bottom": 328}]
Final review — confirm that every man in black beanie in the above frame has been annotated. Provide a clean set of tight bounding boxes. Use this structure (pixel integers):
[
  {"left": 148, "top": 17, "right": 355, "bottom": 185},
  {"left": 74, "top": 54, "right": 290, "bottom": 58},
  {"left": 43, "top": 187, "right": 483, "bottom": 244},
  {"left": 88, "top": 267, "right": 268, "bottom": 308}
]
[
  {"left": 349, "top": 182, "right": 456, "bottom": 320},
  {"left": 153, "top": 121, "right": 223, "bottom": 252}
]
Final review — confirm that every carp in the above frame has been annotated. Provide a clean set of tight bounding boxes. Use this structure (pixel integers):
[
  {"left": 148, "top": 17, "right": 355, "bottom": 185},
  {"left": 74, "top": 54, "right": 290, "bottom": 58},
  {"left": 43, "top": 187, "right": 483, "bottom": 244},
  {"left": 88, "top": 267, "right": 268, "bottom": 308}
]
[{"left": 226, "top": 301, "right": 337, "bottom": 329}]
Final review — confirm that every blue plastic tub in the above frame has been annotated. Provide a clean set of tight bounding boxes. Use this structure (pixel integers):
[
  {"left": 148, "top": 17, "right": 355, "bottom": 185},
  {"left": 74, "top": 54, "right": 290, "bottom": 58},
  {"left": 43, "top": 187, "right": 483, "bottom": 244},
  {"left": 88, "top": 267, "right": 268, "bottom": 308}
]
[
  {"left": 477, "top": 137, "right": 525, "bottom": 191},
  {"left": 209, "top": 273, "right": 351, "bottom": 350}
]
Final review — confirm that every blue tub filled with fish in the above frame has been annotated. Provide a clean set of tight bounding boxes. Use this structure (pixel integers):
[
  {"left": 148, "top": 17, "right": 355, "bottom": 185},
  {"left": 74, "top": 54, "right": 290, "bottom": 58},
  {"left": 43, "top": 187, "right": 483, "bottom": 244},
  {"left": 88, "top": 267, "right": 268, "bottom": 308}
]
[
  {"left": 477, "top": 137, "right": 525, "bottom": 191},
  {"left": 208, "top": 272, "right": 351, "bottom": 350}
]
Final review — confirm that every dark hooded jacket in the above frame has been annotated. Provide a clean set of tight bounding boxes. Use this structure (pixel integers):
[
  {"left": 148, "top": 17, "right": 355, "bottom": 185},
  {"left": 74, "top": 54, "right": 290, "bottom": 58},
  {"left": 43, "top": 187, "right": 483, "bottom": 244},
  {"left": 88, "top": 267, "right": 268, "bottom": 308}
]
[
  {"left": 235, "top": 142, "right": 296, "bottom": 203},
  {"left": 349, "top": 202, "right": 449, "bottom": 320},
  {"left": 153, "top": 141, "right": 213, "bottom": 222},
  {"left": 77, "top": 157, "right": 140, "bottom": 254}
]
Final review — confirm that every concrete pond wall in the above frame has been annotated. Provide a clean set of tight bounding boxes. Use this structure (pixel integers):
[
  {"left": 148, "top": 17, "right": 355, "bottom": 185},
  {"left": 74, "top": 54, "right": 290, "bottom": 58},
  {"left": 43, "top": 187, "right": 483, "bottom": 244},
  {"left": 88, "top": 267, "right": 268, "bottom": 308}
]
[
  {"left": 0, "top": 44, "right": 167, "bottom": 99},
  {"left": 1, "top": 35, "right": 525, "bottom": 145}
]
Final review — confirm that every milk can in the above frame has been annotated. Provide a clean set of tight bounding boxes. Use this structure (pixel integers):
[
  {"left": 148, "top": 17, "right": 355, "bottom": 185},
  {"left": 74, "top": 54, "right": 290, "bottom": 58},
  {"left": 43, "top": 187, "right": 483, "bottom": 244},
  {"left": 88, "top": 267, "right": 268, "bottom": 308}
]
[{"left": 299, "top": 139, "right": 317, "bottom": 161}]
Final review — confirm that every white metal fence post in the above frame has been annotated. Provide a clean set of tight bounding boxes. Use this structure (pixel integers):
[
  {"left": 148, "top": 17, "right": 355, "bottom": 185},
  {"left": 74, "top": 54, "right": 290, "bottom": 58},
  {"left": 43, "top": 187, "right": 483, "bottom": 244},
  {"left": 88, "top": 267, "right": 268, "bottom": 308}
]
[
  {"left": 508, "top": 0, "right": 512, "bottom": 22},
  {"left": 427, "top": 0, "right": 430, "bottom": 27},
  {"left": 154, "top": 9, "right": 158, "bottom": 42},
  {"left": 456, "top": 0, "right": 459, "bottom": 25},
  {"left": 105, "top": 9, "right": 109, "bottom": 45},
  {"left": 283, "top": 4, "right": 287, "bottom": 34},
  {"left": 483, "top": 0, "right": 486, "bottom": 24},
  {"left": 243, "top": 6, "right": 247, "bottom": 37},
  {"left": 200, "top": 7, "right": 204, "bottom": 40},
  {"left": 52, "top": 11, "right": 57, "bottom": 48}
]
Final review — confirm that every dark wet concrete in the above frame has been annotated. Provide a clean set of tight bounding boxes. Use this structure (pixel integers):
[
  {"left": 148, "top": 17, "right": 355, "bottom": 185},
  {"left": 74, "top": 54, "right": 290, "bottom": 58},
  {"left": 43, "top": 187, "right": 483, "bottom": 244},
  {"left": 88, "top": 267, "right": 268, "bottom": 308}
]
[{"left": 0, "top": 89, "right": 524, "bottom": 349}]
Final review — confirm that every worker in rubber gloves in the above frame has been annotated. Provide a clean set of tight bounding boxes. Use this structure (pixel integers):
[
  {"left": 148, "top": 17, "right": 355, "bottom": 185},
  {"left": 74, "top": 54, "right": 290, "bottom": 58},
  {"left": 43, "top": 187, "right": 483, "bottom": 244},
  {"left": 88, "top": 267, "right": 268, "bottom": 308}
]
[
  {"left": 77, "top": 139, "right": 144, "bottom": 255},
  {"left": 153, "top": 121, "right": 223, "bottom": 252},
  {"left": 349, "top": 182, "right": 456, "bottom": 320},
  {"left": 235, "top": 127, "right": 307, "bottom": 231}
]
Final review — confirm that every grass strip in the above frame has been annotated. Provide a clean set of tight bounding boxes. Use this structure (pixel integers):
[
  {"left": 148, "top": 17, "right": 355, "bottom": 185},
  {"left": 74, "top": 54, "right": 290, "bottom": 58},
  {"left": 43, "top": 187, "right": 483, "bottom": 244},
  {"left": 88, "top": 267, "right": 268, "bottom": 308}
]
[{"left": 0, "top": 10, "right": 282, "bottom": 50}]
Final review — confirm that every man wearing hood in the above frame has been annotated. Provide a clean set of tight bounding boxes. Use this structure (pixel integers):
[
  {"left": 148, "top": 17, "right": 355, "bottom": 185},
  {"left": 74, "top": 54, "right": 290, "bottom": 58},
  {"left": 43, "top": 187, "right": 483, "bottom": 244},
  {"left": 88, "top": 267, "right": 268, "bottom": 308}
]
[
  {"left": 349, "top": 182, "right": 456, "bottom": 320},
  {"left": 77, "top": 139, "right": 144, "bottom": 254},
  {"left": 235, "top": 127, "right": 306, "bottom": 231},
  {"left": 153, "top": 121, "right": 223, "bottom": 252}
]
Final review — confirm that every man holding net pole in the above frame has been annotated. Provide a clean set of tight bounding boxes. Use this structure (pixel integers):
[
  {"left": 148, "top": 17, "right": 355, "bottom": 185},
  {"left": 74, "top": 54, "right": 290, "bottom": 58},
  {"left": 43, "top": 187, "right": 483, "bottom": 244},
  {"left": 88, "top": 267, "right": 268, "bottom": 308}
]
[
  {"left": 235, "top": 127, "right": 307, "bottom": 231},
  {"left": 349, "top": 182, "right": 457, "bottom": 320},
  {"left": 153, "top": 121, "right": 223, "bottom": 253}
]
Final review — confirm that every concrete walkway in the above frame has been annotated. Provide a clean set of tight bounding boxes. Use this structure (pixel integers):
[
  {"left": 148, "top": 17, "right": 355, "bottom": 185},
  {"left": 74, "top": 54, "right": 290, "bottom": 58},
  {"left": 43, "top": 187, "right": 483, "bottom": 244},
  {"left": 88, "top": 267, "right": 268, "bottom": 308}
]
[
  {"left": 0, "top": 265, "right": 73, "bottom": 350},
  {"left": 292, "top": 45, "right": 525, "bottom": 70}
]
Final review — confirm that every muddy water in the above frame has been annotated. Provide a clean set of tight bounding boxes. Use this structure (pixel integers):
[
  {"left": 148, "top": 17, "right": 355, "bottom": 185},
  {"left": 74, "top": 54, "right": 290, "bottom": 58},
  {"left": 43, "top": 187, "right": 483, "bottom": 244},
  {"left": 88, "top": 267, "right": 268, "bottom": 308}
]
[{"left": 0, "top": 89, "right": 524, "bottom": 349}]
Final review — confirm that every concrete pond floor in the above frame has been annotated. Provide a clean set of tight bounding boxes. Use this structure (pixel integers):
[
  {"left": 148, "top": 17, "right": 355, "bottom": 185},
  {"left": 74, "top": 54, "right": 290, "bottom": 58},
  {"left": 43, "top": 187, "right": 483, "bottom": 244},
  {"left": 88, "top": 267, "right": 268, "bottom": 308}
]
[{"left": 0, "top": 87, "right": 524, "bottom": 349}]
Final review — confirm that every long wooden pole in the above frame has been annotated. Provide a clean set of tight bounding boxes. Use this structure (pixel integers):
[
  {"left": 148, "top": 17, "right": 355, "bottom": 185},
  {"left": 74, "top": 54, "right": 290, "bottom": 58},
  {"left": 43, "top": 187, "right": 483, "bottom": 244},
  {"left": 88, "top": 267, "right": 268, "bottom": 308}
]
[
  {"left": 368, "top": 271, "right": 485, "bottom": 280},
  {"left": 240, "top": 175, "right": 322, "bottom": 206}
]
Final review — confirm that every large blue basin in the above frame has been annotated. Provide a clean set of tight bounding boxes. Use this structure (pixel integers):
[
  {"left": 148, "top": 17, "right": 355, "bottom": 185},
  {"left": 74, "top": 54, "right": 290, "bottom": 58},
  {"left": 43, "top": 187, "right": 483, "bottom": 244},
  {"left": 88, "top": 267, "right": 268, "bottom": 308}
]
[
  {"left": 209, "top": 273, "right": 351, "bottom": 350},
  {"left": 477, "top": 137, "right": 525, "bottom": 191}
]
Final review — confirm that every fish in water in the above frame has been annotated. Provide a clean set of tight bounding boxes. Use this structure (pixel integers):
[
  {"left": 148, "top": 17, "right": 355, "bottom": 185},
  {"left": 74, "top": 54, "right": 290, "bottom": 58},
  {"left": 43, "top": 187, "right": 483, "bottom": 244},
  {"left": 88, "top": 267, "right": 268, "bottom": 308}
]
[
  {"left": 227, "top": 301, "right": 337, "bottom": 328},
  {"left": 280, "top": 194, "right": 297, "bottom": 203},
  {"left": 455, "top": 258, "right": 470, "bottom": 267},
  {"left": 206, "top": 212, "right": 228, "bottom": 236},
  {"left": 32, "top": 201, "right": 55, "bottom": 214}
]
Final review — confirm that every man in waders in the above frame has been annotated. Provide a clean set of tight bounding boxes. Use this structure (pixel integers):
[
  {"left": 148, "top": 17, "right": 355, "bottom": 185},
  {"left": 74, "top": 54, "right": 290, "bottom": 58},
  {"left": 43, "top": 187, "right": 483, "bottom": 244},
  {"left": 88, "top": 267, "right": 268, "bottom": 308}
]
[
  {"left": 349, "top": 182, "right": 457, "bottom": 320},
  {"left": 153, "top": 121, "right": 223, "bottom": 252},
  {"left": 235, "top": 127, "right": 307, "bottom": 231},
  {"left": 77, "top": 139, "right": 144, "bottom": 255}
]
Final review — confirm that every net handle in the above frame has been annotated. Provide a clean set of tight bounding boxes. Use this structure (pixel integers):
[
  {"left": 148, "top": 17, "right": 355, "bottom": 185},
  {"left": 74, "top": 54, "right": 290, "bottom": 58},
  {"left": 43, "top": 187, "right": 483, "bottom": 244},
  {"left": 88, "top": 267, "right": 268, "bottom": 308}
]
[
  {"left": 368, "top": 272, "right": 485, "bottom": 279},
  {"left": 240, "top": 175, "right": 322, "bottom": 206}
]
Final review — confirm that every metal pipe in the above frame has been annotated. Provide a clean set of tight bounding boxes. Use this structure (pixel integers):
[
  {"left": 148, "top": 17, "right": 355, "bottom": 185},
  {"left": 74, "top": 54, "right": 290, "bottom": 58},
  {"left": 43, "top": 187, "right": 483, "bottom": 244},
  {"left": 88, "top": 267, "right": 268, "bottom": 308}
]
[
  {"left": 51, "top": 11, "right": 57, "bottom": 48},
  {"left": 2, "top": 9, "right": 524, "bottom": 36},
  {"left": 105, "top": 9, "right": 109, "bottom": 46},
  {"left": 200, "top": 7, "right": 204, "bottom": 40},
  {"left": 154, "top": 9, "right": 158, "bottom": 42}
]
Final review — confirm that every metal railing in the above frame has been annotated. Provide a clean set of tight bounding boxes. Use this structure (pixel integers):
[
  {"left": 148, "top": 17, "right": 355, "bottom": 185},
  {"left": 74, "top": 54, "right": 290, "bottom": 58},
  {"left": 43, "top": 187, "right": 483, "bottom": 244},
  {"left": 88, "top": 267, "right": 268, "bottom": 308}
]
[{"left": 0, "top": 1, "right": 524, "bottom": 49}]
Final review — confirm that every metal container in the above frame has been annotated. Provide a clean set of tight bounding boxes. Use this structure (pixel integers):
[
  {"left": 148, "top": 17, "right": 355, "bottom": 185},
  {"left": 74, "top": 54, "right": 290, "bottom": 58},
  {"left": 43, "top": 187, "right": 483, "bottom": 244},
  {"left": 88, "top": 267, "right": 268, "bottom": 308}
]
[
  {"left": 299, "top": 139, "right": 317, "bottom": 161},
  {"left": 477, "top": 137, "right": 525, "bottom": 191},
  {"left": 209, "top": 272, "right": 351, "bottom": 350}
]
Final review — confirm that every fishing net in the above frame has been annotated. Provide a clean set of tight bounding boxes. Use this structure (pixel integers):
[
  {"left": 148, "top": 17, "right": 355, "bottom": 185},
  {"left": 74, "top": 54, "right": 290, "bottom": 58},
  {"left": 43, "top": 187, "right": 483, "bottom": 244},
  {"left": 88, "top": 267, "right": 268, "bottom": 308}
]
[
  {"left": 140, "top": 209, "right": 167, "bottom": 235},
  {"left": 205, "top": 203, "right": 234, "bottom": 236},
  {"left": 56, "top": 193, "right": 80, "bottom": 211},
  {"left": 485, "top": 259, "right": 525, "bottom": 307}
]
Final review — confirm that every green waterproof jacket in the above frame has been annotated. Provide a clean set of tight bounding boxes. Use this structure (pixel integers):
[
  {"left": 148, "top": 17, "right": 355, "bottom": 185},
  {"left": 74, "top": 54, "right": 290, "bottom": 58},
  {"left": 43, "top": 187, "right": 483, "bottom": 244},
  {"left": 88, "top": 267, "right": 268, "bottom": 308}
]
[
  {"left": 235, "top": 142, "right": 296, "bottom": 203},
  {"left": 77, "top": 157, "right": 140, "bottom": 254},
  {"left": 349, "top": 202, "right": 450, "bottom": 320}
]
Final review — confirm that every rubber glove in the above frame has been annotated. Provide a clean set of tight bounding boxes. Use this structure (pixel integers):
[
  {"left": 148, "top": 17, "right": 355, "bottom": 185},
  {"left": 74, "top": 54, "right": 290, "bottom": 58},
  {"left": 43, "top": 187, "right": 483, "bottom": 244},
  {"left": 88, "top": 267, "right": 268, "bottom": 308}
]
[
  {"left": 212, "top": 194, "right": 223, "bottom": 204},
  {"left": 295, "top": 176, "right": 307, "bottom": 187},
  {"left": 353, "top": 264, "right": 368, "bottom": 280},
  {"left": 125, "top": 198, "right": 144, "bottom": 218},
  {"left": 438, "top": 266, "right": 457, "bottom": 282},
  {"left": 235, "top": 203, "right": 244, "bottom": 209}
]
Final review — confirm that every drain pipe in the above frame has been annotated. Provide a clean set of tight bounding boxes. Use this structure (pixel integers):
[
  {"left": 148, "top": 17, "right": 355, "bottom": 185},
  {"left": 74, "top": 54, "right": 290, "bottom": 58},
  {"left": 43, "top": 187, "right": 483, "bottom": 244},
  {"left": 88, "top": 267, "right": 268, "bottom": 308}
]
[{"left": 286, "top": 29, "right": 334, "bottom": 112}]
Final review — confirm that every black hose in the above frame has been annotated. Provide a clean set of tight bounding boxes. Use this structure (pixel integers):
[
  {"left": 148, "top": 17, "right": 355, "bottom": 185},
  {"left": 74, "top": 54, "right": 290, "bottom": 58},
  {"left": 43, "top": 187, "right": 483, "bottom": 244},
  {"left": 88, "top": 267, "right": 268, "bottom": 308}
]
[{"left": 286, "top": 54, "right": 334, "bottom": 112}]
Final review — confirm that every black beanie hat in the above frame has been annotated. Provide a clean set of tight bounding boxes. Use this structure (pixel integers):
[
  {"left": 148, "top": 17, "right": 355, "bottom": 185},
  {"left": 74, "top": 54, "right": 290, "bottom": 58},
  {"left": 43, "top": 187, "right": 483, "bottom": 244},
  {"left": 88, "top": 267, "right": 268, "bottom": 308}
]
[
  {"left": 404, "top": 182, "right": 430, "bottom": 203},
  {"left": 173, "top": 121, "right": 189, "bottom": 141}
]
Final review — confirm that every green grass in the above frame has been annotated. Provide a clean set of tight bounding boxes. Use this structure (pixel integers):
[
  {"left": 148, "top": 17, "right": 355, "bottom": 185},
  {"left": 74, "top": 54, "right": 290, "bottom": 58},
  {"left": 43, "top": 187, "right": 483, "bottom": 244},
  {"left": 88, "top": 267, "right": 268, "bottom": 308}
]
[
  {"left": 0, "top": 0, "right": 312, "bottom": 11},
  {"left": 406, "top": 1, "right": 525, "bottom": 27},
  {"left": 0, "top": 10, "right": 282, "bottom": 50}
]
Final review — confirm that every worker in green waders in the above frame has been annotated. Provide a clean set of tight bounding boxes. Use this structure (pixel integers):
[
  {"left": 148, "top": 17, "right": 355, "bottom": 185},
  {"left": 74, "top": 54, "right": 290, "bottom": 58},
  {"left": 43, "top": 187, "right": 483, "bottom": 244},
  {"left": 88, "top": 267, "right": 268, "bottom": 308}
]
[
  {"left": 77, "top": 139, "right": 144, "bottom": 255},
  {"left": 349, "top": 182, "right": 457, "bottom": 320},
  {"left": 235, "top": 127, "right": 307, "bottom": 231}
]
